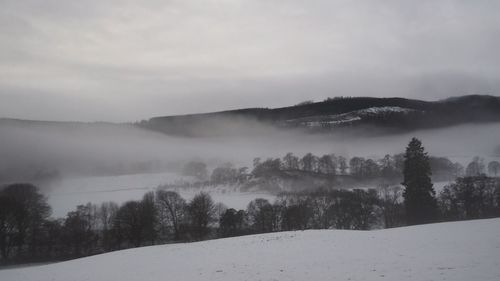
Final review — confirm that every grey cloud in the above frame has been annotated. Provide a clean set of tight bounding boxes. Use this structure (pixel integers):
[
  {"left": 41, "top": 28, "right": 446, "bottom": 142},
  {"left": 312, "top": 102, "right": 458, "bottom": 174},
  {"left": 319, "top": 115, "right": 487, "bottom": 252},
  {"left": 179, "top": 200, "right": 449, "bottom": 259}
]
[{"left": 1, "top": 0, "right": 499, "bottom": 121}]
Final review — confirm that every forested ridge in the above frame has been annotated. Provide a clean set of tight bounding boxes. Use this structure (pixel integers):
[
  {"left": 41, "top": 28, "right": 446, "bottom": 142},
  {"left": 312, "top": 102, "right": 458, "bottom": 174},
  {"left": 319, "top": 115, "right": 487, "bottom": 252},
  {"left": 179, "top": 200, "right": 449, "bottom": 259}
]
[{"left": 139, "top": 95, "right": 500, "bottom": 136}]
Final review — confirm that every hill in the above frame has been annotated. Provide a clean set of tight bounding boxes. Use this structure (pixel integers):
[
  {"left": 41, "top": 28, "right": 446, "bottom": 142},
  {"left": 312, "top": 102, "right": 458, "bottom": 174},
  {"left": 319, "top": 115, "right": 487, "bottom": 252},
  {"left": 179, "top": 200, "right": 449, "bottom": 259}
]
[
  {"left": 139, "top": 95, "right": 500, "bottom": 136},
  {"left": 2, "top": 95, "right": 500, "bottom": 138},
  {"left": 2, "top": 218, "right": 499, "bottom": 281}
]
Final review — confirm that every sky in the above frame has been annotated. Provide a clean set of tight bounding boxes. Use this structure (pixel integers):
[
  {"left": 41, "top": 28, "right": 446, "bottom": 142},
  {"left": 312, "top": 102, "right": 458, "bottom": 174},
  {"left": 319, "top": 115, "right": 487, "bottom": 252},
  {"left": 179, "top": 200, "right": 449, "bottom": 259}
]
[{"left": 1, "top": 0, "right": 499, "bottom": 122}]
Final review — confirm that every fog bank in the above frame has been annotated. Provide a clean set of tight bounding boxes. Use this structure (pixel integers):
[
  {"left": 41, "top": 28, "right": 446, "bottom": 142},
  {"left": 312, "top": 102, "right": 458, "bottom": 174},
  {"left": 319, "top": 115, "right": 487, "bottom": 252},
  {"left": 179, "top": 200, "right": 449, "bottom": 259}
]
[{"left": 1, "top": 119, "right": 499, "bottom": 185}]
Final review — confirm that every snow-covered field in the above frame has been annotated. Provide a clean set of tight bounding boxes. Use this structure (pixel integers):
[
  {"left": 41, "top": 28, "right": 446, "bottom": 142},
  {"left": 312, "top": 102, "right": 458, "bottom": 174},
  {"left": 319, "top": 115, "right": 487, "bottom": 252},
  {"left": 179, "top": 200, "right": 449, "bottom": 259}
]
[
  {"left": 43, "top": 171, "right": 470, "bottom": 218},
  {"left": 46, "top": 172, "right": 276, "bottom": 217},
  {"left": 2, "top": 219, "right": 499, "bottom": 281}
]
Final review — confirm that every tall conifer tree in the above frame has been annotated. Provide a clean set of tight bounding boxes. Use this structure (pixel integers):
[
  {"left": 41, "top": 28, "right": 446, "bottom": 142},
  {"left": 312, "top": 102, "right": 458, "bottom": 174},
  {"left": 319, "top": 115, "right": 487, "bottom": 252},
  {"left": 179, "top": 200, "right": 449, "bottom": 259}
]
[{"left": 402, "top": 138, "right": 438, "bottom": 225}]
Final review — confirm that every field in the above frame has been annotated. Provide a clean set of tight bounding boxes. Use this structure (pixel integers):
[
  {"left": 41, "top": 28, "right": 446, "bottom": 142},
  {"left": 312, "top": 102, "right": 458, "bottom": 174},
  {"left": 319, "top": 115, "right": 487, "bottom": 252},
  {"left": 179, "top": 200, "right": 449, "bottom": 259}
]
[
  {"left": 46, "top": 172, "right": 276, "bottom": 217},
  {"left": 2, "top": 218, "right": 499, "bottom": 281},
  {"left": 44, "top": 171, "right": 465, "bottom": 217}
]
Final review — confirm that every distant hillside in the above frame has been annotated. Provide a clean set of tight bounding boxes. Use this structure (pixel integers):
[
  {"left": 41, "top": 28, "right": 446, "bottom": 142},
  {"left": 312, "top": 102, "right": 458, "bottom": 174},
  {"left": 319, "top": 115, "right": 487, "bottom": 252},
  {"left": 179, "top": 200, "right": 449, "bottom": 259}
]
[
  {"left": 2, "top": 95, "right": 500, "bottom": 137},
  {"left": 138, "top": 95, "right": 500, "bottom": 137}
]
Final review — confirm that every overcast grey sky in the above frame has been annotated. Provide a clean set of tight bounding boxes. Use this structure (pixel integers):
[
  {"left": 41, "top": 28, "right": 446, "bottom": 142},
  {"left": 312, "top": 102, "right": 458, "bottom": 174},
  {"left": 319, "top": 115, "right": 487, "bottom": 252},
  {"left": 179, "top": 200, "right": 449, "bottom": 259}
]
[{"left": 1, "top": 0, "right": 499, "bottom": 122}]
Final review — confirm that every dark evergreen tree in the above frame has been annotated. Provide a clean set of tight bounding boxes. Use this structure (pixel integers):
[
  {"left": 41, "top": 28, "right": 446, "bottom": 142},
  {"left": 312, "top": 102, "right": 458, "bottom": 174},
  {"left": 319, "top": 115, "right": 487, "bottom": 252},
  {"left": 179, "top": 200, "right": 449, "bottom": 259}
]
[{"left": 402, "top": 138, "right": 438, "bottom": 225}]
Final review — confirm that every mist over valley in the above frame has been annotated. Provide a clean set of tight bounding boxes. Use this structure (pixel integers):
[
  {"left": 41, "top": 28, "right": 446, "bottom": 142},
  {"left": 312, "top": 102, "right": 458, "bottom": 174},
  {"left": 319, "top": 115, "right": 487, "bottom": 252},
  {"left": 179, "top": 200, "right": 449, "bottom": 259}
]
[{"left": 1, "top": 96, "right": 500, "bottom": 217}]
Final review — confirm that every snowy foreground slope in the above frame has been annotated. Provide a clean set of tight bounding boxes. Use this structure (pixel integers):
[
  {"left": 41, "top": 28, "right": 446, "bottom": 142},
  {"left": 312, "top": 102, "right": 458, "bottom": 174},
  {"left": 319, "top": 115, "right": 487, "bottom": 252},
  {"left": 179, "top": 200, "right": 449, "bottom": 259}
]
[{"left": 2, "top": 219, "right": 500, "bottom": 281}]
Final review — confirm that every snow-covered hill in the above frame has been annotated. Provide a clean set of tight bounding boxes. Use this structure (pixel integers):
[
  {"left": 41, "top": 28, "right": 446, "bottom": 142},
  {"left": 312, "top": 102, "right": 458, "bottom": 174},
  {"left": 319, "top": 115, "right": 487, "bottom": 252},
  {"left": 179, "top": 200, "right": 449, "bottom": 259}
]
[{"left": 2, "top": 219, "right": 500, "bottom": 281}]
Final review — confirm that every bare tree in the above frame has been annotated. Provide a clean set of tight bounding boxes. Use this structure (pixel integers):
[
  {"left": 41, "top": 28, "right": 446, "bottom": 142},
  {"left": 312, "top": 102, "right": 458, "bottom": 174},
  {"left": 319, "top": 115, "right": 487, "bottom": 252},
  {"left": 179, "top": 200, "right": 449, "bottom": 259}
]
[
  {"left": 309, "top": 193, "right": 335, "bottom": 229},
  {"left": 488, "top": 161, "right": 500, "bottom": 177},
  {"left": 0, "top": 195, "right": 16, "bottom": 259},
  {"left": 114, "top": 201, "right": 144, "bottom": 247},
  {"left": 63, "top": 203, "right": 98, "bottom": 256},
  {"left": 213, "top": 202, "right": 228, "bottom": 224},
  {"left": 187, "top": 192, "right": 216, "bottom": 240},
  {"left": 337, "top": 156, "right": 348, "bottom": 175},
  {"left": 182, "top": 161, "right": 208, "bottom": 181},
  {"left": 155, "top": 190, "right": 186, "bottom": 240},
  {"left": 466, "top": 156, "right": 486, "bottom": 176},
  {"left": 378, "top": 185, "right": 405, "bottom": 228},
  {"left": 0, "top": 183, "right": 51, "bottom": 259},
  {"left": 140, "top": 192, "right": 158, "bottom": 245},
  {"left": 246, "top": 198, "right": 277, "bottom": 233},
  {"left": 349, "top": 157, "right": 366, "bottom": 178},
  {"left": 318, "top": 155, "right": 335, "bottom": 175},
  {"left": 97, "top": 202, "right": 119, "bottom": 250},
  {"left": 283, "top": 153, "right": 300, "bottom": 170},
  {"left": 219, "top": 208, "right": 246, "bottom": 237}
]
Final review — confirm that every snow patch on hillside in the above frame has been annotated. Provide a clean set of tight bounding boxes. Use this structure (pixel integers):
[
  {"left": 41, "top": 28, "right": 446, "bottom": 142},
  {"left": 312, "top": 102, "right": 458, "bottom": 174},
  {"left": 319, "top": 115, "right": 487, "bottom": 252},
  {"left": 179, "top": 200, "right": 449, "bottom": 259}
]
[
  {"left": 356, "top": 106, "right": 415, "bottom": 115},
  {"left": 285, "top": 106, "right": 419, "bottom": 128}
]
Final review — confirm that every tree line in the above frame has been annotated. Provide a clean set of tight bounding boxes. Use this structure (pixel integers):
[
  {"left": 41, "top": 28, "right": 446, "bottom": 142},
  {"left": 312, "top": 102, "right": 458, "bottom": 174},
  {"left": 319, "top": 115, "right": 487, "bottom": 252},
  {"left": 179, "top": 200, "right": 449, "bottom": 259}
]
[
  {"left": 2, "top": 179, "right": 499, "bottom": 264},
  {"left": 0, "top": 185, "right": 390, "bottom": 263},
  {"left": 185, "top": 153, "right": 498, "bottom": 187},
  {"left": 1, "top": 138, "right": 500, "bottom": 265}
]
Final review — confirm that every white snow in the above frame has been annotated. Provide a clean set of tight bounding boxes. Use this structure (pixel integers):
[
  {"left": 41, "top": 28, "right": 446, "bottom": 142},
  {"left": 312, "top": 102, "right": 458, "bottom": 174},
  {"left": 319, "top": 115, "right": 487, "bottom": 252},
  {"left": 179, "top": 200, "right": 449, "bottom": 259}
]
[
  {"left": 433, "top": 181, "right": 454, "bottom": 193},
  {"left": 303, "top": 117, "right": 362, "bottom": 127},
  {"left": 46, "top": 173, "right": 275, "bottom": 217},
  {"left": 160, "top": 186, "right": 276, "bottom": 210},
  {"left": 46, "top": 172, "right": 187, "bottom": 217},
  {"left": 356, "top": 106, "right": 415, "bottom": 115},
  {"left": 2, "top": 218, "right": 499, "bottom": 281},
  {"left": 286, "top": 106, "right": 417, "bottom": 128}
]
